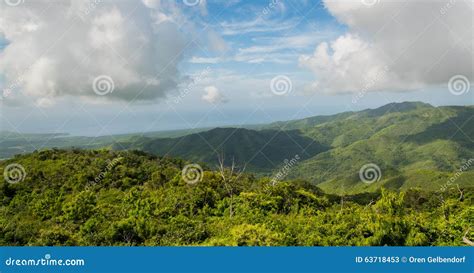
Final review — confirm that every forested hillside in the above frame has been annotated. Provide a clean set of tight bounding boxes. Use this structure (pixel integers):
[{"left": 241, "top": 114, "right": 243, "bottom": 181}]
[
  {"left": 2, "top": 102, "right": 473, "bottom": 195},
  {"left": 276, "top": 103, "right": 474, "bottom": 193},
  {"left": 112, "top": 128, "right": 328, "bottom": 173},
  {"left": 109, "top": 102, "right": 474, "bottom": 194},
  {"left": 1, "top": 150, "right": 472, "bottom": 246}
]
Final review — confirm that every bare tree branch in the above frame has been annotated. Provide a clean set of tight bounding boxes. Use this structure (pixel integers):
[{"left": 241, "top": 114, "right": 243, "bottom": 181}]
[
  {"left": 456, "top": 184, "right": 464, "bottom": 201},
  {"left": 463, "top": 228, "right": 474, "bottom": 246},
  {"left": 216, "top": 152, "right": 246, "bottom": 218}
]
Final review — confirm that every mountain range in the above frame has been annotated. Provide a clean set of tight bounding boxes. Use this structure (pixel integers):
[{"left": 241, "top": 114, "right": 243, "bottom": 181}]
[{"left": 1, "top": 101, "right": 473, "bottom": 194}]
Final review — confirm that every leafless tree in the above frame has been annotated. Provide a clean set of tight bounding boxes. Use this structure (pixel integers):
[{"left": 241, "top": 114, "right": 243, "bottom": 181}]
[
  {"left": 364, "top": 199, "right": 375, "bottom": 210},
  {"left": 438, "top": 195, "right": 449, "bottom": 221},
  {"left": 339, "top": 183, "right": 346, "bottom": 212},
  {"left": 217, "top": 152, "right": 246, "bottom": 218},
  {"left": 456, "top": 184, "right": 464, "bottom": 201},
  {"left": 463, "top": 228, "right": 474, "bottom": 246}
]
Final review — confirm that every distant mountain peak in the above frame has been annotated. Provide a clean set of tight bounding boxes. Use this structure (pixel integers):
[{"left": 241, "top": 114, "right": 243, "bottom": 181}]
[
  {"left": 207, "top": 127, "right": 249, "bottom": 133},
  {"left": 362, "top": 101, "right": 433, "bottom": 117}
]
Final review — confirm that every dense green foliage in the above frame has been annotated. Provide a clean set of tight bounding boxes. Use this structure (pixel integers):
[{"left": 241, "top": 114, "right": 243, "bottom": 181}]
[
  {"left": 277, "top": 102, "right": 474, "bottom": 193},
  {"left": 1, "top": 150, "right": 472, "bottom": 246}
]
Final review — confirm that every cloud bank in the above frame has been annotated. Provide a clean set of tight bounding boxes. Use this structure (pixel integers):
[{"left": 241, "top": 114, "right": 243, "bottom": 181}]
[
  {"left": 0, "top": 0, "right": 191, "bottom": 106},
  {"left": 300, "top": 0, "right": 473, "bottom": 94}
]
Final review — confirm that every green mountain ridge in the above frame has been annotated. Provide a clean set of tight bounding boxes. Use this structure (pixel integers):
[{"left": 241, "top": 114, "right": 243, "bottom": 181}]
[
  {"left": 2, "top": 102, "right": 473, "bottom": 194},
  {"left": 107, "top": 101, "right": 473, "bottom": 194},
  {"left": 286, "top": 103, "right": 473, "bottom": 193}
]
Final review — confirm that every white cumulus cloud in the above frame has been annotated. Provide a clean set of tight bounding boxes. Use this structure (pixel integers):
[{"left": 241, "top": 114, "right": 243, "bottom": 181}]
[
  {"left": 202, "top": 85, "right": 227, "bottom": 104},
  {"left": 300, "top": 0, "right": 473, "bottom": 94},
  {"left": 0, "top": 0, "right": 190, "bottom": 106}
]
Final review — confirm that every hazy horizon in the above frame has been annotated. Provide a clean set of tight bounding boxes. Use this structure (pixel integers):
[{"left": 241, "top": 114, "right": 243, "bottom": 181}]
[{"left": 1, "top": 99, "right": 472, "bottom": 137}]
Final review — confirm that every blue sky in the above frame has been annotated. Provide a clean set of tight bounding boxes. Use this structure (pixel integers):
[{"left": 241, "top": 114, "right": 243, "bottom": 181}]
[
  {"left": 180, "top": 0, "right": 344, "bottom": 93},
  {"left": 0, "top": 0, "right": 472, "bottom": 135}
]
